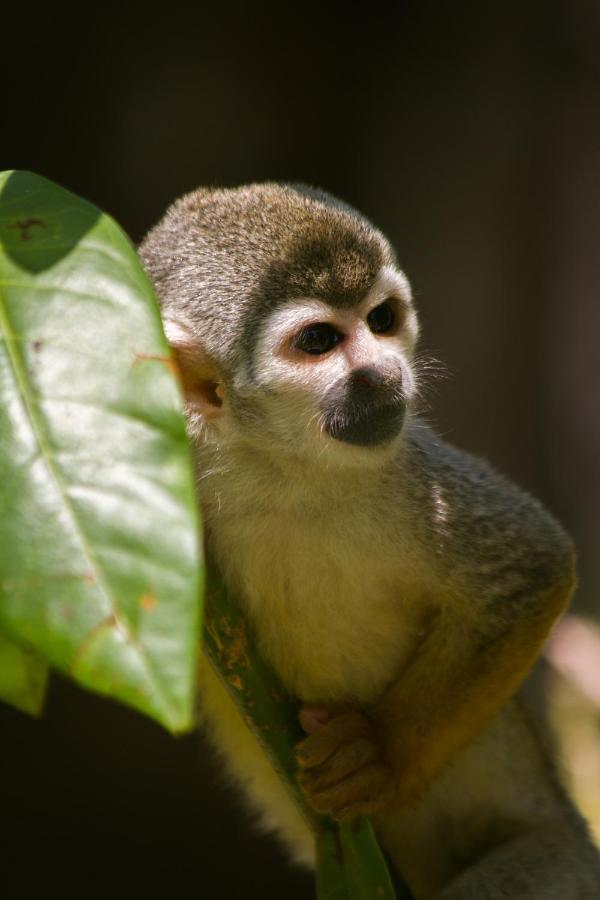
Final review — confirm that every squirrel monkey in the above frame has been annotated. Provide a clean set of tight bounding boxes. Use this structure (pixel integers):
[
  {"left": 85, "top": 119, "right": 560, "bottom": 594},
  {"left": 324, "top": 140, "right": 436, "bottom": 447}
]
[{"left": 140, "top": 184, "right": 600, "bottom": 898}]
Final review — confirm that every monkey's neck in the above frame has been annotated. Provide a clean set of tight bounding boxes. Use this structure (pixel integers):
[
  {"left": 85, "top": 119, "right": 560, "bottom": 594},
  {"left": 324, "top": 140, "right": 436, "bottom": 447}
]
[{"left": 194, "top": 431, "right": 410, "bottom": 525}]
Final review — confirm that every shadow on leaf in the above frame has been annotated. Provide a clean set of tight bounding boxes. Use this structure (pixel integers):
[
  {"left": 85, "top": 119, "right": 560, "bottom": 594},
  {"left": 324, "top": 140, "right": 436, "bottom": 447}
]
[{"left": 0, "top": 170, "right": 101, "bottom": 273}]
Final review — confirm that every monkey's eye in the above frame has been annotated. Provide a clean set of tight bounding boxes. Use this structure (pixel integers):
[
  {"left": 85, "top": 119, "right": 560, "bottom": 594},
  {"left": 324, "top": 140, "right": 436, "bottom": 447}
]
[
  {"left": 294, "top": 323, "right": 343, "bottom": 355},
  {"left": 367, "top": 301, "right": 395, "bottom": 334}
]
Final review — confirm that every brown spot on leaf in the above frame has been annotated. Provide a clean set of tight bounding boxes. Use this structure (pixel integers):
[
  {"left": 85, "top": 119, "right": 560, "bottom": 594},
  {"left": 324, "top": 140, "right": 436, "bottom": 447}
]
[
  {"left": 227, "top": 673, "right": 243, "bottom": 691},
  {"left": 218, "top": 617, "right": 251, "bottom": 670},
  {"left": 7, "top": 218, "right": 47, "bottom": 241},
  {"left": 82, "top": 571, "right": 95, "bottom": 584},
  {"left": 140, "top": 593, "right": 157, "bottom": 612},
  {"left": 204, "top": 611, "right": 224, "bottom": 654},
  {"left": 205, "top": 609, "right": 251, "bottom": 670},
  {"left": 32, "top": 340, "right": 42, "bottom": 352}
]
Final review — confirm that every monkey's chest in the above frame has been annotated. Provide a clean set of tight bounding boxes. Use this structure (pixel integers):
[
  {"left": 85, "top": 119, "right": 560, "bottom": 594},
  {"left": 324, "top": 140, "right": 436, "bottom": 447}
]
[{"left": 210, "top": 511, "right": 421, "bottom": 705}]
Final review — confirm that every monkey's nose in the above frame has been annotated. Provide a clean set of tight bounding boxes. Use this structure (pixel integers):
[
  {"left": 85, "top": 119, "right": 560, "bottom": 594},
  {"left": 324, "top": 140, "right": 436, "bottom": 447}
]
[{"left": 350, "top": 367, "right": 384, "bottom": 389}]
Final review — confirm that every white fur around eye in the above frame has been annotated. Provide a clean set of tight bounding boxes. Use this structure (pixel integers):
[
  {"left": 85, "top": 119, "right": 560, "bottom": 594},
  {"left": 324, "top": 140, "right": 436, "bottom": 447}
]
[
  {"left": 251, "top": 266, "right": 418, "bottom": 393},
  {"left": 369, "top": 265, "right": 413, "bottom": 305},
  {"left": 360, "top": 266, "right": 419, "bottom": 347},
  {"left": 263, "top": 300, "right": 335, "bottom": 353},
  {"left": 252, "top": 299, "right": 344, "bottom": 388}
]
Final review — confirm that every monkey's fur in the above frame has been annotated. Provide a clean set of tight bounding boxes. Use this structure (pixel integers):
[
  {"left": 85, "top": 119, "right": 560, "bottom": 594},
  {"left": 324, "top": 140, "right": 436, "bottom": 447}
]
[{"left": 140, "top": 184, "right": 600, "bottom": 898}]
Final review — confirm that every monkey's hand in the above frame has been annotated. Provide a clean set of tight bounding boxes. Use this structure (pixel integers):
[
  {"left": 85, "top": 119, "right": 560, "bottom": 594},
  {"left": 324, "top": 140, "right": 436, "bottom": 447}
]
[{"left": 296, "top": 706, "right": 394, "bottom": 822}]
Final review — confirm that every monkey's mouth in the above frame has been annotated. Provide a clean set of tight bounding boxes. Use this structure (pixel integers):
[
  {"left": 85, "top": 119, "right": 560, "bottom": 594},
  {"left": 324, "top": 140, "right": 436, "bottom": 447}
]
[{"left": 323, "top": 400, "right": 406, "bottom": 447}]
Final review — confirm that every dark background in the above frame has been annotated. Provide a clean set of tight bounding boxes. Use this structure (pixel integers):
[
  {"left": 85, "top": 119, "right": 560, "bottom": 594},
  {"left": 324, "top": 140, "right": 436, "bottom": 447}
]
[{"left": 3, "top": 3, "right": 600, "bottom": 896}]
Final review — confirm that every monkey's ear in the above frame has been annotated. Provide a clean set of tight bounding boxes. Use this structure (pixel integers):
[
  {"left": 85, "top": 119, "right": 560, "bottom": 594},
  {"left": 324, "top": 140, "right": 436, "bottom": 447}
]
[{"left": 163, "top": 319, "right": 224, "bottom": 417}]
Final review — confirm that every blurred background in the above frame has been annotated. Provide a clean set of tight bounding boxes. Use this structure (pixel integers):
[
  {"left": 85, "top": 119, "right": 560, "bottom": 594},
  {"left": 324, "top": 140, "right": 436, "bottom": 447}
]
[{"left": 2, "top": 2, "right": 599, "bottom": 895}]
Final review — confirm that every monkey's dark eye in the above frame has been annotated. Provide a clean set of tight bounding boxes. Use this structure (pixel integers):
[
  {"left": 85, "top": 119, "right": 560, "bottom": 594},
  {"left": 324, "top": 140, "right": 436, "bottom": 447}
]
[
  {"left": 294, "top": 323, "right": 342, "bottom": 355},
  {"left": 367, "top": 301, "right": 395, "bottom": 335}
]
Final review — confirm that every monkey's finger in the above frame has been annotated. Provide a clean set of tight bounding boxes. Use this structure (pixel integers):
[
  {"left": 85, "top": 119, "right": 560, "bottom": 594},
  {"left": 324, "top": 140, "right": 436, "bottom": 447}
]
[
  {"left": 298, "top": 705, "right": 336, "bottom": 734},
  {"left": 296, "top": 710, "right": 372, "bottom": 769},
  {"left": 303, "top": 763, "right": 389, "bottom": 818},
  {"left": 297, "top": 737, "right": 378, "bottom": 792}
]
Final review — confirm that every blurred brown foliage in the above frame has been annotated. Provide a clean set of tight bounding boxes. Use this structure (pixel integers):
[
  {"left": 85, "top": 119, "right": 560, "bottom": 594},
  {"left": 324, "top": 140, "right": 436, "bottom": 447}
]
[{"left": 546, "top": 616, "right": 600, "bottom": 842}]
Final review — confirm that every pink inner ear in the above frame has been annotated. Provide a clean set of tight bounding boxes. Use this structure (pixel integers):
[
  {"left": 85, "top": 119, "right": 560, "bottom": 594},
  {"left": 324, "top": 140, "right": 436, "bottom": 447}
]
[
  {"left": 162, "top": 319, "right": 224, "bottom": 416},
  {"left": 189, "top": 379, "right": 223, "bottom": 411}
]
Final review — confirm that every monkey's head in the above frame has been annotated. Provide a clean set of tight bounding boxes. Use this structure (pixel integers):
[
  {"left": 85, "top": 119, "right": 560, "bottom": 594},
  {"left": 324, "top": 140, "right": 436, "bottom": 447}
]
[{"left": 139, "top": 184, "right": 420, "bottom": 468}]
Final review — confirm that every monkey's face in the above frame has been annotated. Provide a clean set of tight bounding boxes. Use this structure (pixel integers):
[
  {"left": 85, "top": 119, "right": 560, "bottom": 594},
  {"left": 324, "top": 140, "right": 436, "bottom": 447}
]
[
  {"left": 167, "top": 263, "right": 419, "bottom": 468},
  {"left": 240, "top": 264, "right": 418, "bottom": 463},
  {"left": 141, "top": 183, "right": 420, "bottom": 468}
]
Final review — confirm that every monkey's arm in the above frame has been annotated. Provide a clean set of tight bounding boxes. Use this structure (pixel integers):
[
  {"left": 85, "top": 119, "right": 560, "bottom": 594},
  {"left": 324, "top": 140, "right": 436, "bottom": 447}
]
[{"left": 298, "top": 431, "right": 576, "bottom": 819}]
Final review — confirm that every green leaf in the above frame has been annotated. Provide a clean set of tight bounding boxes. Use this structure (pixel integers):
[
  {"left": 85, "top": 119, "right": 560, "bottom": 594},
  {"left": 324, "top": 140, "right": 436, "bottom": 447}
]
[
  {"left": 316, "top": 820, "right": 406, "bottom": 900},
  {"left": 338, "top": 820, "right": 400, "bottom": 900},
  {"left": 0, "top": 170, "right": 202, "bottom": 731},
  {"left": 316, "top": 826, "right": 350, "bottom": 900},
  {"left": 0, "top": 632, "right": 48, "bottom": 715}
]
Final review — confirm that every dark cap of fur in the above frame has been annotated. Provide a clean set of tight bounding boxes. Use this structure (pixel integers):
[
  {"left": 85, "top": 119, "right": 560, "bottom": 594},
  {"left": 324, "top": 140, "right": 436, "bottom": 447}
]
[{"left": 139, "top": 183, "right": 395, "bottom": 371}]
